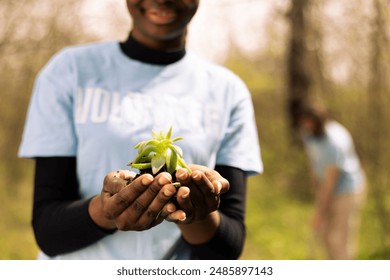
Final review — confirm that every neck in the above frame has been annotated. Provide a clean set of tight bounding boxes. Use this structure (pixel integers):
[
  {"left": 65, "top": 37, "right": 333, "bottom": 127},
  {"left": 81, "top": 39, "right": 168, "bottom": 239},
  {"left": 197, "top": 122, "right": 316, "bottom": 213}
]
[{"left": 119, "top": 34, "right": 186, "bottom": 65}]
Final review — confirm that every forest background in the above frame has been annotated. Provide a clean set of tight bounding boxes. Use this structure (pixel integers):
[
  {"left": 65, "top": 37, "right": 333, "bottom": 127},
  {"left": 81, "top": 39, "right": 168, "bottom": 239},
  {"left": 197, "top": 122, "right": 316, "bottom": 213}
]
[{"left": 1, "top": 0, "right": 389, "bottom": 259}]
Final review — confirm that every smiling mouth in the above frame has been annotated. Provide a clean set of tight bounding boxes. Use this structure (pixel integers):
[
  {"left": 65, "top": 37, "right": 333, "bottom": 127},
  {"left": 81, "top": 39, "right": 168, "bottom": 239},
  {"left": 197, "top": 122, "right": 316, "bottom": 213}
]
[{"left": 146, "top": 8, "right": 177, "bottom": 25}]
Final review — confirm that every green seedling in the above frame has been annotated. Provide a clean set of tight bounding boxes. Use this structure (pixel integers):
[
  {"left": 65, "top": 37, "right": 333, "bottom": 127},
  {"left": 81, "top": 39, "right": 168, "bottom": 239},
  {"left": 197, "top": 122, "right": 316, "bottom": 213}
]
[{"left": 128, "top": 127, "right": 192, "bottom": 185}]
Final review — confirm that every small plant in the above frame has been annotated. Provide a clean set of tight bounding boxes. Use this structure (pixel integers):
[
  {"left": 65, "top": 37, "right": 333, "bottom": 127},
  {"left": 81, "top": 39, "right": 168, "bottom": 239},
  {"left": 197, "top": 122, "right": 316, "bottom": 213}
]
[{"left": 128, "top": 127, "right": 192, "bottom": 179}]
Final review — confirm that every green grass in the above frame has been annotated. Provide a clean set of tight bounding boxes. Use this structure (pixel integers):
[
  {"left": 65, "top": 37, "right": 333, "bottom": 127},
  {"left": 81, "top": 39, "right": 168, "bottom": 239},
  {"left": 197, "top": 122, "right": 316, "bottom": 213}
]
[
  {"left": 357, "top": 191, "right": 390, "bottom": 260},
  {"left": 241, "top": 176, "right": 318, "bottom": 260},
  {"left": 241, "top": 175, "right": 390, "bottom": 260},
  {"left": 0, "top": 165, "right": 38, "bottom": 259}
]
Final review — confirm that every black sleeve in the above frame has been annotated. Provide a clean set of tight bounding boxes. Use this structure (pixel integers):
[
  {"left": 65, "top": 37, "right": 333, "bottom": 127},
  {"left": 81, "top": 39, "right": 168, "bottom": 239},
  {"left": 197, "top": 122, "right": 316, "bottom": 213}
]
[
  {"left": 187, "top": 165, "right": 247, "bottom": 260},
  {"left": 33, "top": 157, "right": 116, "bottom": 257}
]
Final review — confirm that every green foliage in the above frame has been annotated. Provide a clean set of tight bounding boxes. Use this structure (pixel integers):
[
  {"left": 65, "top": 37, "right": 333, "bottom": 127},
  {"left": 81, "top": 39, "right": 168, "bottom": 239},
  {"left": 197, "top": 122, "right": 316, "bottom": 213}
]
[
  {"left": 226, "top": 52, "right": 390, "bottom": 259},
  {"left": 0, "top": 164, "right": 38, "bottom": 259},
  {"left": 241, "top": 176, "right": 314, "bottom": 260},
  {"left": 0, "top": 1, "right": 104, "bottom": 259},
  {"left": 2, "top": 1, "right": 390, "bottom": 260},
  {"left": 128, "top": 127, "right": 191, "bottom": 175},
  {"left": 0, "top": 1, "right": 94, "bottom": 187}
]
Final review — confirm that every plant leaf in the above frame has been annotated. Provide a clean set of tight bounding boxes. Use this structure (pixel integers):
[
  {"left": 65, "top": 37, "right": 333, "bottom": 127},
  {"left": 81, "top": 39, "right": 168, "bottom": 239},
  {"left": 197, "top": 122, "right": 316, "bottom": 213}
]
[
  {"left": 152, "top": 130, "right": 159, "bottom": 140},
  {"left": 172, "top": 137, "right": 184, "bottom": 143},
  {"left": 166, "top": 147, "right": 178, "bottom": 174},
  {"left": 129, "top": 127, "right": 188, "bottom": 174},
  {"left": 177, "top": 157, "right": 192, "bottom": 174},
  {"left": 132, "top": 146, "right": 158, "bottom": 164},
  {"left": 129, "top": 162, "right": 152, "bottom": 170},
  {"left": 170, "top": 144, "right": 183, "bottom": 158},
  {"left": 166, "top": 126, "right": 173, "bottom": 139},
  {"left": 134, "top": 141, "right": 145, "bottom": 150},
  {"left": 151, "top": 155, "right": 166, "bottom": 175}
]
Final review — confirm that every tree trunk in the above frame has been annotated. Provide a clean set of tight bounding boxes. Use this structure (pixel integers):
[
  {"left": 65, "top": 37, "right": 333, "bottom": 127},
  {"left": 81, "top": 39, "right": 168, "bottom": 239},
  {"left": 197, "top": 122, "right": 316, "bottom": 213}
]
[
  {"left": 367, "top": 0, "right": 390, "bottom": 246},
  {"left": 287, "top": 0, "right": 312, "bottom": 135}
]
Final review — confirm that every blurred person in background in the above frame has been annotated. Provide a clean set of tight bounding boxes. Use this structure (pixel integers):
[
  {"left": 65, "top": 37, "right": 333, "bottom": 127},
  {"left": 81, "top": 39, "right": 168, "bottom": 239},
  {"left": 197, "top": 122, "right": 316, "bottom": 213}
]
[{"left": 298, "top": 104, "right": 366, "bottom": 260}]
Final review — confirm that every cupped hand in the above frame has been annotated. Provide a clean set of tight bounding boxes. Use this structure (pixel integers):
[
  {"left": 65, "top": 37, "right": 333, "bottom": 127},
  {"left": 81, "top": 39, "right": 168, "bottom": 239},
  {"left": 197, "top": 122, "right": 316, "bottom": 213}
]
[
  {"left": 165, "top": 164, "right": 230, "bottom": 224},
  {"left": 89, "top": 170, "right": 179, "bottom": 231}
]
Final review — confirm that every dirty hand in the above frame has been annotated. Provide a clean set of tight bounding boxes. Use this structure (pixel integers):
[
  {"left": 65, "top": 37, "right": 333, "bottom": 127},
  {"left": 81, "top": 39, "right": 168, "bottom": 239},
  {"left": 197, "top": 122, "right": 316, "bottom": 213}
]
[
  {"left": 166, "top": 164, "right": 230, "bottom": 224},
  {"left": 89, "top": 170, "right": 179, "bottom": 231}
]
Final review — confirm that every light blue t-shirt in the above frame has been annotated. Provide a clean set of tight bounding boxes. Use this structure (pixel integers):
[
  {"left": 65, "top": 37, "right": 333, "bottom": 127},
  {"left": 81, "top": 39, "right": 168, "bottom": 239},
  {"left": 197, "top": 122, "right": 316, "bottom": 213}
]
[
  {"left": 18, "top": 41, "right": 263, "bottom": 259},
  {"left": 303, "top": 121, "right": 365, "bottom": 194}
]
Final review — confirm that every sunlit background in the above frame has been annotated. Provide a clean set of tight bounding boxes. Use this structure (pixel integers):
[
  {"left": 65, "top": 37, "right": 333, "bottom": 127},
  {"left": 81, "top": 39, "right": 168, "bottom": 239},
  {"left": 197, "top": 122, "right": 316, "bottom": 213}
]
[{"left": 1, "top": 0, "right": 389, "bottom": 259}]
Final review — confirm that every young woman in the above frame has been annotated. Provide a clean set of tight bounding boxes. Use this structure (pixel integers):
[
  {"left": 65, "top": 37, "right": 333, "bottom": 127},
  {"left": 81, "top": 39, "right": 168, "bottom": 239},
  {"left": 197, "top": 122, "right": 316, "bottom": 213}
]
[
  {"left": 298, "top": 104, "right": 365, "bottom": 259},
  {"left": 19, "top": 0, "right": 262, "bottom": 260}
]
